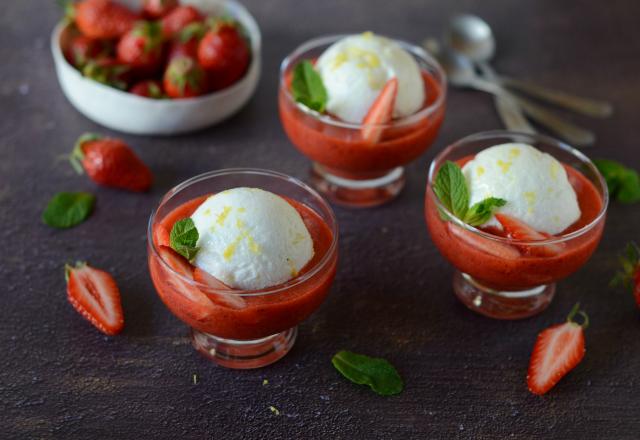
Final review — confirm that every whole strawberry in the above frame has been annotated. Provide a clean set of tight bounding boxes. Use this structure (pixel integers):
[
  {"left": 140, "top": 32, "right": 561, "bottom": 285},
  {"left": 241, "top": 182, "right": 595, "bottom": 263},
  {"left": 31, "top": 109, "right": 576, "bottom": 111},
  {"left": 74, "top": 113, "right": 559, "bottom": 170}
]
[
  {"left": 117, "top": 21, "right": 164, "bottom": 75},
  {"left": 168, "top": 22, "right": 206, "bottom": 61},
  {"left": 74, "top": 0, "right": 138, "bottom": 39},
  {"left": 143, "top": 0, "right": 178, "bottom": 19},
  {"left": 161, "top": 5, "right": 203, "bottom": 39},
  {"left": 65, "top": 34, "right": 112, "bottom": 69},
  {"left": 612, "top": 242, "right": 640, "bottom": 309},
  {"left": 70, "top": 133, "right": 153, "bottom": 192},
  {"left": 197, "top": 20, "right": 250, "bottom": 91},
  {"left": 130, "top": 79, "right": 165, "bottom": 98},
  {"left": 82, "top": 58, "right": 131, "bottom": 90},
  {"left": 163, "top": 56, "right": 208, "bottom": 98}
]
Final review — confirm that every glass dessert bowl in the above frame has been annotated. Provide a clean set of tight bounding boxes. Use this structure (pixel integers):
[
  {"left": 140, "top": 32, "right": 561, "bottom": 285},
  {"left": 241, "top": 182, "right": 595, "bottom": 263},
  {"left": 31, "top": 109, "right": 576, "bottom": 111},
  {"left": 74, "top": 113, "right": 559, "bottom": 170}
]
[
  {"left": 147, "top": 169, "right": 338, "bottom": 368},
  {"left": 425, "top": 131, "right": 608, "bottom": 319},
  {"left": 279, "top": 33, "right": 446, "bottom": 208}
]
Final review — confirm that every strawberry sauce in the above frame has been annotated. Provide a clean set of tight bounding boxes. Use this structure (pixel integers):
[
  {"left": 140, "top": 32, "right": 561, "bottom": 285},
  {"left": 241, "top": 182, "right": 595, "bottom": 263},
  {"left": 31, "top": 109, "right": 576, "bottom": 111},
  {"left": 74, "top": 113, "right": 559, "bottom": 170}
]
[
  {"left": 426, "top": 162, "right": 605, "bottom": 291},
  {"left": 279, "top": 72, "right": 445, "bottom": 179},
  {"left": 149, "top": 196, "right": 337, "bottom": 340}
]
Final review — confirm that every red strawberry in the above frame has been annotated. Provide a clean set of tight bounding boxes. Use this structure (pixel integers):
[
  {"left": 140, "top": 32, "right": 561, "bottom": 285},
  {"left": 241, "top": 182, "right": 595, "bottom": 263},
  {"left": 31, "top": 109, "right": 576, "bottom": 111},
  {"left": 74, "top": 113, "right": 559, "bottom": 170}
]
[
  {"left": 193, "top": 268, "right": 246, "bottom": 309},
  {"left": 65, "top": 262, "right": 124, "bottom": 335},
  {"left": 70, "top": 133, "right": 153, "bottom": 192},
  {"left": 197, "top": 20, "right": 250, "bottom": 91},
  {"left": 361, "top": 78, "right": 398, "bottom": 144},
  {"left": 163, "top": 56, "right": 208, "bottom": 98},
  {"left": 612, "top": 242, "right": 640, "bottom": 309},
  {"left": 129, "top": 79, "right": 165, "bottom": 98},
  {"left": 82, "top": 57, "right": 131, "bottom": 90},
  {"left": 161, "top": 5, "right": 203, "bottom": 39},
  {"left": 65, "top": 35, "right": 112, "bottom": 69},
  {"left": 447, "top": 222, "right": 520, "bottom": 259},
  {"left": 143, "top": 0, "right": 178, "bottom": 19},
  {"left": 117, "top": 21, "right": 164, "bottom": 75},
  {"left": 527, "top": 303, "right": 588, "bottom": 395},
  {"left": 74, "top": 0, "right": 138, "bottom": 39},
  {"left": 494, "top": 213, "right": 565, "bottom": 257},
  {"left": 168, "top": 22, "right": 206, "bottom": 61}
]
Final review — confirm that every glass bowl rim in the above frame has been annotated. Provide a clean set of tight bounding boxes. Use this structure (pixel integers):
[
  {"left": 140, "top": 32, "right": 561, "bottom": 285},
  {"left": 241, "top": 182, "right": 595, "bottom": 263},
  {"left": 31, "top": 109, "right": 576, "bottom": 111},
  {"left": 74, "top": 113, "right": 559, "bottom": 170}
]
[
  {"left": 147, "top": 168, "right": 339, "bottom": 297},
  {"left": 426, "top": 130, "right": 609, "bottom": 246},
  {"left": 278, "top": 33, "right": 447, "bottom": 129}
]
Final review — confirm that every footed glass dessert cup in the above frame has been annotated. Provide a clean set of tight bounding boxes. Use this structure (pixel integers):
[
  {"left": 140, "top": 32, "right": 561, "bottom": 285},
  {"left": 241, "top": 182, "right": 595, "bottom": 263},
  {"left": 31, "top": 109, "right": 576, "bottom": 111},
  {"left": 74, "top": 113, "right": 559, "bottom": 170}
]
[
  {"left": 279, "top": 35, "right": 446, "bottom": 208},
  {"left": 425, "top": 131, "right": 608, "bottom": 319},
  {"left": 148, "top": 169, "right": 338, "bottom": 368}
]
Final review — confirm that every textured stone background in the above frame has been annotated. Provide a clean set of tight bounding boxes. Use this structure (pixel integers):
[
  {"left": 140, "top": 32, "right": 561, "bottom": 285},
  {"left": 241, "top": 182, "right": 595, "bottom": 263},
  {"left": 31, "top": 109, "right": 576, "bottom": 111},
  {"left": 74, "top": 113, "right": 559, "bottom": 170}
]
[{"left": 1, "top": 0, "right": 639, "bottom": 438}]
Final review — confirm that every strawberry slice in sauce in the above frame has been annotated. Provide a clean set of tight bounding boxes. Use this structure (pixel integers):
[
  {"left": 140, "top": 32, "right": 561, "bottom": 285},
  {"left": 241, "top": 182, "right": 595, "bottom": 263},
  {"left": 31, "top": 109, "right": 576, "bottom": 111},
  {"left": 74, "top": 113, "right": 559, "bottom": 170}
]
[
  {"left": 361, "top": 78, "right": 398, "bottom": 144},
  {"left": 495, "top": 213, "right": 565, "bottom": 257}
]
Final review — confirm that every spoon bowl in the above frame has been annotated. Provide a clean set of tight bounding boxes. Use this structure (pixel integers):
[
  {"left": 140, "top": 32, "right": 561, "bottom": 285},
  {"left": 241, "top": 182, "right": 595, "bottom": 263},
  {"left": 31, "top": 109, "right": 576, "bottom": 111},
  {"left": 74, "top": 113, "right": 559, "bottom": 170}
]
[{"left": 446, "top": 14, "right": 496, "bottom": 63}]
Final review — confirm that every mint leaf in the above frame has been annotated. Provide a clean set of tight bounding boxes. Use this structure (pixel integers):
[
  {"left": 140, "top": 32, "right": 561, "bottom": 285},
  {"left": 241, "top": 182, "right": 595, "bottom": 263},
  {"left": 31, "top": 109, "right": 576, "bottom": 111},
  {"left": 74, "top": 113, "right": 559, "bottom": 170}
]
[
  {"left": 465, "top": 197, "right": 507, "bottom": 226},
  {"left": 291, "top": 60, "right": 327, "bottom": 113},
  {"left": 170, "top": 218, "right": 199, "bottom": 260},
  {"left": 433, "top": 161, "right": 470, "bottom": 219},
  {"left": 594, "top": 159, "right": 640, "bottom": 204},
  {"left": 332, "top": 350, "right": 403, "bottom": 396},
  {"left": 42, "top": 192, "right": 95, "bottom": 228}
]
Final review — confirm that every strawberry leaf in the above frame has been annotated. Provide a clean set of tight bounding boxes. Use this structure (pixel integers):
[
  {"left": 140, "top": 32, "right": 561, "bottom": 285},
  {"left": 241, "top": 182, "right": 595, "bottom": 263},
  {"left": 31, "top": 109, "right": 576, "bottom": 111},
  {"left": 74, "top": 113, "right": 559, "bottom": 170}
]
[
  {"left": 291, "top": 60, "right": 327, "bottom": 113},
  {"left": 170, "top": 218, "right": 199, "bottom": 261},
  {"left": 42, "top": 192, "right": 95, "bottom": 229},
  {"left": 332, "top": 350, "right": 403, "bottom": 396},
  {"left": 594, "top": 159, "right": 640, "bottom": 204}
]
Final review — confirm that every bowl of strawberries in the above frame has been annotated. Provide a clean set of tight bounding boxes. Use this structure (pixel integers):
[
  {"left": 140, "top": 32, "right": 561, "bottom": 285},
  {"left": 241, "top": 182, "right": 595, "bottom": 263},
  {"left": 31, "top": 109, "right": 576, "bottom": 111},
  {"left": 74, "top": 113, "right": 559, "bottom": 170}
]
[{"left": 51, "top": 0, "right": 261, "bottom": 135}]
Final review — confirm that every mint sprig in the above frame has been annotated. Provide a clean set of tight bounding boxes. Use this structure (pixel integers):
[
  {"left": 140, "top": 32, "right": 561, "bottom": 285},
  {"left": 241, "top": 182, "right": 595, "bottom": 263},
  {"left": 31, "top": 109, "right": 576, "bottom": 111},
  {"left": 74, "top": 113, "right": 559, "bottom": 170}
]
[
  {"left": 291, "top": 60, "right": 327, "bottom": 113},
  {"left": 332, "top": 350, "right": 403, "bottom": 396},
  {"left": 433, "top": 161, "right": 506, "bottom": 226},
  {"left": 170, "top": 218, "right": 199, "bottom": 261},
  {"left": 594, "top": 159, "right": 640, "bottom": 204},
  {"left": 42, "top": 192, "right": 95, "bottom": 229}
]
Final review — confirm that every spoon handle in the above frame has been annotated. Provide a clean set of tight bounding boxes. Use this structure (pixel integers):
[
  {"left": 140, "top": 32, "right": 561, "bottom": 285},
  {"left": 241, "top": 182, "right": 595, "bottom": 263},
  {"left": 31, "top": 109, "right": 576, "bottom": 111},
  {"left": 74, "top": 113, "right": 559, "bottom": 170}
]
[
  {"left": 477, "top": 62, "right": 535, "bottom": 133},
  {"left": 470, "top": 79, "right": 596, "bottom": 146},
  {"left": 499, "top": 76, "right": 613, "bottom": 118}
]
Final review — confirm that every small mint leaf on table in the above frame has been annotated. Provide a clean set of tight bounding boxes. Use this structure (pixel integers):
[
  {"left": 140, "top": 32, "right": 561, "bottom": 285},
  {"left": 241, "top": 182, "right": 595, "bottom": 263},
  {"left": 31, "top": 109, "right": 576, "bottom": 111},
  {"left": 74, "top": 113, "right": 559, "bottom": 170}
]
[
  {"left": 465, "top": 197, "right": 507, "bottom": 226},
  {"left": 42, "top": 192, "right": 95, "bottom": 229},
  {"left": 594, "top": 159, "right": 640, "bottom": 204},
  {"left": 291, "top": 60, "right": 327, "bottom": 113},
  {"left": 170, "top": 218, "right": 200, "bottom": 260},
  {"left": 332, "top": 350, "right": 403, "bottom": 396}
]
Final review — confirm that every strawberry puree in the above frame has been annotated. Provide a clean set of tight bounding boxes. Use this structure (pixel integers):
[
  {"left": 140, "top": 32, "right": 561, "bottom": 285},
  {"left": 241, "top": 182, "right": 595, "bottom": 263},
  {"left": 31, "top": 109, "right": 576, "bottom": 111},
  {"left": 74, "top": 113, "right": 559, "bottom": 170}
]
[
  {"left": 426, "top": 162, "right": 605, "bottom": 291},
  {"left": 149, "top": 196, "right": 337, "bottom": 340},
  {"left": 279, "top": 73, "right": 445, "bottom": 179}
]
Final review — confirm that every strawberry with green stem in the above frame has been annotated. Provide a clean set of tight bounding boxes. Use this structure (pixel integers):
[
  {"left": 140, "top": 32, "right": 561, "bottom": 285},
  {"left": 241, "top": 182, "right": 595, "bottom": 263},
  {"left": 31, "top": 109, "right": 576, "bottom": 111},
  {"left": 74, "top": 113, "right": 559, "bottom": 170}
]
[
  {"left": 117, "top": 21, "right": 164, "bottom": 75},
  {"left": 612, "top": 242, "right": 640, "bottom": 308},
  {"left": 143, "top": 0, "right": 178, "bottom": 19},
  {"left": 70, "top": 133, "right": 153, "bottom": 192},
  {"left": 168, "top": 22, "right": 206, "bottom": 61},
  {"left": 65, "top": 34, "right": 112, "bottom": 69},
  {"left": 163, "top": 56, "right": 208, "bottom": 98},
  {"left": 129, "top": 79, "right": 165, "bottom": 98},
  {"left": 161, "top": 5, "right": 203, "bottom": 39},
  {"left": 527, "top": 303, "right": 588, "bottom": 395},
  {"left": 82, "top": 57, "right": 131, "bottom": 90},
  {"left": 71, "top": 0, "right": 138, "bottom": 39}
]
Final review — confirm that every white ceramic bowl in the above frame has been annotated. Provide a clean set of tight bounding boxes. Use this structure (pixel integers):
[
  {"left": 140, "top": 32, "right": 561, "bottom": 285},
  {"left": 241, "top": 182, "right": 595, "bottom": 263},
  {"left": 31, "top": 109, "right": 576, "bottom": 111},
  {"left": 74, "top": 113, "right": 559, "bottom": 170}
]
[{"left": 51, "top": 0, "right": 261, "bottom": 135}]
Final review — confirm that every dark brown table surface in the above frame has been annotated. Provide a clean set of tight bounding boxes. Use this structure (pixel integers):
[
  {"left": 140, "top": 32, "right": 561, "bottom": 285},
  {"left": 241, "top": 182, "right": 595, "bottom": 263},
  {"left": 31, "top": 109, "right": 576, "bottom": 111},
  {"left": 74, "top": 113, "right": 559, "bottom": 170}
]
[{"left": 2, "top": 0, "right": 640, "bottom": 439}]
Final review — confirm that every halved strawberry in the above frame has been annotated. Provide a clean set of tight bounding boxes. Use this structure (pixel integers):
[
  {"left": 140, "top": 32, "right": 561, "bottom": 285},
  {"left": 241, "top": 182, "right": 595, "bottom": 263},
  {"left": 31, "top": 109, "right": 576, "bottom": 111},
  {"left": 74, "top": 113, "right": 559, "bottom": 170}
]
[
  {"left": 611, "top": 242, "right": 640, "bottom": 309},
  {"left": 361, "top": 78, "right": 398, "bottom": 144},
  {"left": 527, "top": 303, "right": 588, "bottom": 395},
  {"left": 193, "top": 268, "right": 247, "bottom": 309},
  {"left": 447, "top": 222, "right": 520, "bottom": 259},
  {"left": 494, "top": 213, "right": 565, "bottom": 257},
  {"left": 157, "top": 246, "right": 215, "bottom": 311},
  {"left": 65, "top": 262, "right": 124, "bottom": 335}
]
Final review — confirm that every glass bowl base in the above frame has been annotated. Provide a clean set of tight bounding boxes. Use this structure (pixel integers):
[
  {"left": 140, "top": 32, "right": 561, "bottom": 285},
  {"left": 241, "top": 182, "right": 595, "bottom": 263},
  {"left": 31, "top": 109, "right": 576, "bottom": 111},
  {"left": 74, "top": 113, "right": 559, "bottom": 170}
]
[
  {"left": 310, "top": 163, "right": 405, "bottom": 208},
  {"left": 453, "top": 271, "right": 555, "bottom": 320},
  {"left": 191, "top": 327, "right": 297, "bottom": 369}
]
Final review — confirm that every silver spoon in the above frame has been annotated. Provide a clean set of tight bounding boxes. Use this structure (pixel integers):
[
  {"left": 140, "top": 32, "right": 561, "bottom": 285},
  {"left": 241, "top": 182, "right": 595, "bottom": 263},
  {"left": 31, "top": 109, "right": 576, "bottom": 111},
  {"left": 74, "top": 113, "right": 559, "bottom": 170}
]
[
  {"left": 446, "top": 14, "right": 613, "bottom": 118},
  {"left": 424, "top": 38, "right": 534, "bottom": 133},
  {"left": 440, "top": 49, "right": 595, "bottom": 146}
]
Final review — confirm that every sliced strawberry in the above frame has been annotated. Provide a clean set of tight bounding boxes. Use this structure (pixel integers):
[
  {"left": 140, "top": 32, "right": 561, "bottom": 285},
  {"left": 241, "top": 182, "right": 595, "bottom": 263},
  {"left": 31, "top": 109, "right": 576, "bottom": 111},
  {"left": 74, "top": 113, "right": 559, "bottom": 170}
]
[
  {"left": 612, "top": 242, "right": 640, "bottom": 309},
  {"left": 494, "top": 213, "right": 565, "bottom": 257},
  {"left": 447, "top": 222, "right": 520, "bottom": 259},
  {"left": 157, "top": 246, "right": 215, "bottom": 311},
  {"left": 65, "top": 262, "right": 124, "bottom": 335},
  {"left": 527, "top": 303, "right": 588, "bottom": 395},
  {"left": 193, "top": 268, "right": 247, "bottom": 309},
  {"left": 361, "top": 78, "right": 398, "bottom": 144}
]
